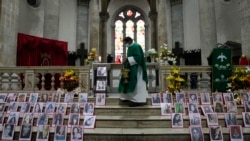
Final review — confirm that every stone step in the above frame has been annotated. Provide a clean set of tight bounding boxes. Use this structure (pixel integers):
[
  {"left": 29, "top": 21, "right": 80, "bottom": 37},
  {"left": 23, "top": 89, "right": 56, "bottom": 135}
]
[{"left": 5, "top": 126, "right": 250, "bottom": 141}]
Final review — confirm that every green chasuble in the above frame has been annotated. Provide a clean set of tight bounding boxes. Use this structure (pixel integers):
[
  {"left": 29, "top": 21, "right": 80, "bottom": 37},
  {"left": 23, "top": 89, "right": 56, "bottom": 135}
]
[
  {"left": 118, "top": 43, "right": 148, "bottom": 93},
  {"left": 212, "top": 48, "right": 232, "bottom": 92}
]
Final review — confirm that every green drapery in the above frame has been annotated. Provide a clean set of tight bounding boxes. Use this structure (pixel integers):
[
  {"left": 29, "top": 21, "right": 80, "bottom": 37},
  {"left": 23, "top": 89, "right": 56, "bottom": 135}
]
[{"left": 212, "top": 48, "right": 232, "bottom": 92}]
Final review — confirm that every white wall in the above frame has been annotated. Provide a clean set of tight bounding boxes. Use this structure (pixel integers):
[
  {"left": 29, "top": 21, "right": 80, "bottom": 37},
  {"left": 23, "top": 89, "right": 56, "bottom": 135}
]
[
  {"left": 183, "top": 0, "right": 200, "bottom": 50},
  {"left": 58, "top": 0, "right": 77, "bottom": 51},
  {"left": 214, "top": 0, "right": 241, "bottom": 44}
]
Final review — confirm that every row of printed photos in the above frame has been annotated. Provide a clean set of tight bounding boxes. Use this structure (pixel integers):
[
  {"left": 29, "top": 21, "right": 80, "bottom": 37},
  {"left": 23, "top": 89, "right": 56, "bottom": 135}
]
[
  {"left": 159, "top": 101, "right": 250, "bottom": 115},
  {"left": 190, "top": 125, "right": 244, "bottom": 141},
  {"left": 1, "top": 102, "right": 95, "bottom": 115},
  {"left": 151, "top": 92, "right": 250, "bottom": 105},
  {"left": 0, "top": 92, "right": 106, "bottom": 105},
  {"left": 169, "top": 112, "right": 250, "bottom": 128},
  {"left": 2, "top": 124, "right": 91, "bottom": 141}
]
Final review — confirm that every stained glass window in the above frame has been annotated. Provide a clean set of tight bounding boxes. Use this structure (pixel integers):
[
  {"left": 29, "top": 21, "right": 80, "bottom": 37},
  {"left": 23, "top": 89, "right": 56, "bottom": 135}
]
[{"left": 114, "top": 8, "right": 145, "bottom": 64}]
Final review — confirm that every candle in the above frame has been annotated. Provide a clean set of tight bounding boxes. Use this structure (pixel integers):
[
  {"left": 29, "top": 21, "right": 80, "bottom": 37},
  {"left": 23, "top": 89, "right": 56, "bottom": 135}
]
[{"left": 98, "top": 56, "right": 102, "bottom": 62}]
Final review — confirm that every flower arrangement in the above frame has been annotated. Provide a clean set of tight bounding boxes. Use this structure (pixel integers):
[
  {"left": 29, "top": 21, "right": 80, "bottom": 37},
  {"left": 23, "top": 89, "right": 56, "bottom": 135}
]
[
  {"left": 61, "top": 69, "right": 79, "bottom": 92},
  {"left": 147, "top": 48, "right": 158, "bottom": 57},
  {"left": 166, "top": 67, "right": 185, "bottom": 94},
  {"left": 85, "top": 48, "right": 97, "bottom": 64},
  {"left": 227, "top": 67, "right": 250, "bottom": 91},
  {"left": 227, "top": 66, "right": 250, "bottom": 103},
  {"left": 159, "top": 43, "right": 176, "bottom": 65}
]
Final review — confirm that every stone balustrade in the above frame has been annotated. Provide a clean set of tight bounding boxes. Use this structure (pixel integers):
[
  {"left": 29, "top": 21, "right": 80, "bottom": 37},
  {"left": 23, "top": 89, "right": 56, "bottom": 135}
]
[{"left": 1, "top": 64, "right": 244, "bottom": 93}]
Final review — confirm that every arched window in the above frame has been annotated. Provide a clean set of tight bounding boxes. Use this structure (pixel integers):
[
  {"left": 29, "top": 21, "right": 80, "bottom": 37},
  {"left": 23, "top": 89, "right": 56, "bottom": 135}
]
[{"left": 113, "top": 7, "right": 146, "bottom": 64}]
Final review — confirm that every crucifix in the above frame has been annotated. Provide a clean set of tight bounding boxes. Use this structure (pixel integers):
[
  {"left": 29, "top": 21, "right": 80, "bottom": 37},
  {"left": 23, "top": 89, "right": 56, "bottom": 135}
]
[
  {"left": 76, "top": 43, "right": 88, "bottom": 66},
  {"left": 172, "top": 42, "right": 183, "bottom": 65}
]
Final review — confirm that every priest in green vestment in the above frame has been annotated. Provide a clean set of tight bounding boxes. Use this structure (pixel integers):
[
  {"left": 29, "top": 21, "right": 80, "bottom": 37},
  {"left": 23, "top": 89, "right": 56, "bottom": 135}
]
[{"left": 118, "top": 37, "right": 148, "bottom": 107}]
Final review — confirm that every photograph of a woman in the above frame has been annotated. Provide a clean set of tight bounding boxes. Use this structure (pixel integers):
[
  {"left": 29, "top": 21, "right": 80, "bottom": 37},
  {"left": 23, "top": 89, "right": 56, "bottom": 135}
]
[
  {"left": 162, "top": 93, "right": 172, "bottom": 104},
  {"left": 84, "top": 115, "right": 96, "bottom": 128},
  {"left": 161, "top": 103, "right": 172, "bottom": 115},
  {"left": 40, "top": 93, "right": 49, "bottom": 102},
  {"left": 69, "top": 114, "right": 80, "bottom": 126},
  {"left": 33, "top": 102, "right": 43, "bottom": 113},
  {"left": 6, "top": 93, "right": 16, "bottom": 102},
  {"left": 243, "top": 112, "right": 250, "bottom": 127},
  {"left": 2, "top": 124, "right": 14, "bottom": 140},
  {"left": 7, "top": 112, "right": 19, "bottom": 125},
  {"left": 0, "top": 102, "right": 6, "bottom": 112},
  {"left": 45, "top": 102, "right": 56, "bottom": 114},
  {"left": 95, "top": 93, "right": 106, "bottom": 106},
  {"left": 19, "top": 124, "right": 32, "bottom": 140},
  {"left": 209, "top": 126, "right": 223, "bottom": 141},
  {"left": 78, "top": 93, "right": 88, "bottom": 103},
  {"left": 7, "top": 102, "right": 18, "bottom": 113},
  {"left": 52, "top": 113, "right": 64, "bottom": 126},
  {"left": 188, "top": 103, "right": 199, "bottom": 114},
  {"left": 189, "top": 93, "right": 198, "bottom": 103},
  {"left": 190, "top": 126, "right": 204, "bottom": 141},
  {"left": 20, "top": 102, "right": 31, "bottom": 113},
  {"left": 29, "top": 92, "right": 38, "bottom": 103},
  {"left": 84, "top": 103, "right": 95, "bottom": 115},
  {"left": 37, "top": 113, "right": 48, "bottom": 125},
  {"left": 54, "top": 125, "right": 67, "bottom": 141},
  {"left": 71, "top": 126, "right": 83, "bottom": 141},
  {"left": 57, "top": 103, "right": 67, "bottom": 114},
  {"left": 52, "top": 92, "right": 60, "bottom": 102},
  {"left": 22, "top": 113, "right": 34, "bottom": 124},
  {"left": 214, "top": 102, "right": 224, "bottom": 113},
  {"left": 172, "top": 113, "right": 183, "bottom": 128},
  {"left": 36, "top": 125, "right": 49, "bottom": 141},
  {"left": 174, "top": 103, "right": 185, "bottom": 114},
  {"left": 70, "top": 103, "right": 80, "bottom": 113},
  {"left": 17, "top": 93, "right": 27, "bottom": 102},
  {"left": 189, "top": 113, "right": 201, "bottom": 126},
  {"left": 225, "top": 113, "right": 238, "bottom": 127},
  {"left": 206, "top": 113, "right": 219, "bottom": 126},
  {"left": 230, "top": 125, "right": 243, "bottom": 141},
  {"left": 200, "top": 92, "right": 211, "bottom": 105}
]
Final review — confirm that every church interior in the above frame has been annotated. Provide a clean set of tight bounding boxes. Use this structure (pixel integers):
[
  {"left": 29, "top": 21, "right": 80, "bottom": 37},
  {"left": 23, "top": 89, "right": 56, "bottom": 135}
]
[{"left": 0, "top": 0, "right": 250, "bottom": 140}]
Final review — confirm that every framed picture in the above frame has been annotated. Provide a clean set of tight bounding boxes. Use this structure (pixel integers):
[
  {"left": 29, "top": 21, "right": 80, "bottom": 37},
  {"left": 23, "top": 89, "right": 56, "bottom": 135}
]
[
  {"left": 225, "top": 113, "right": 238, "bottom": 127},
  {"left": 162, "top": 93, "right": 173, "bottom": 104},
  {"left": 229, "top": 125, "right": 243, "bottom": 141},
  {"left": 71, "top": 126, "right": 84, "bottom": 141},
  {"left": 70, "top": 103, "right": 80, "bottom": 113},
  {"left": 52, "top": 113, "right": 64, "bottom": 126},
  {"left": 0, "top": 112, "right": 5, "bottom": 125},
  {"left": 201, "top": 105, "right": 213, "bottom": 115},
  {"left": 6, "top": 93, "right": 16, "bottom": 102},
  {"left": 29, "top": 92, "right": 39, "bottom": 104},
  {"left": 17, "top": 93, "right": 27, "bottom": 102},
  {"left": 209, "top": 125, "right": 223, "bottom": 141},
  {"left": 226, "top": 101, "right": 238, "bottom": 113},
  {"left": 37, "top": 113, "right": 48, "bottom": 125},
  {"left": 57, "top": 103, "right": 67, "bottom": 114},
  {"left": 33, "top": 102, "right": 43, "bottom": 113},
  {"left": 20, "top": 102, "right": 31, "bottom": 113},
  {"left": 151, "top": 93, "right": 161, "bottom": 105},
  {"left": 212, "top": 92, "right": 223, "bottom": 103},
  {"left": 96, "top": 80, "right": 106, "bottom": 91},
  {"left": 241, "top": 92, "right": 250, "bottom": 104},
  {"left": 95, "top": 93, "right": 106, "bottom": 106},
  {"left": 78, "top": 93, "right": 88, "bottom": 104},
  {"left": 161, "top": 103, "right": 172, "bottom": 115},
  {"left": 52, "top": 92, "right": 61, "bottom": 102},
  {"left": 188, "top": 93, "right": 199, "bottom": 104},
  {"left": 22, "top": 113, "right": 34, "bottom": 124},
  {"left": 1, "top": 123, "right": 15, "bottom": 140},
  {"left": 7, "top": 112, "right": 19, "bottom": 125},
  {"left": 0, "top": 93, "right": 7, "bottom": 102},
  {"left": 188, "top": 103, "right": 199, "bottom": 114},
  {"left": 83, "top": 115, "right": 96, "bottom": 128},
  {"left": 19, "top": 124, "right": 32, "bottom": 140},
  {"left": 206, "top": 113, "right": 219, "bottom": 126},
  {"left": 0, "top": 102, "right": 6, "bottom": 112},
  {"left": 223, "top": 92, "right": 234, "bottom": 104},
  {"left": 54, "top": 125, "right": 67, "bottom": 141},
  {"left": 244, "top": 101, "right": 250, "bottom": 112},
  {"left": 189, "top": 113, "right": 201, "bottom": 126},
  {"left": 39, "top": 93, "right": 49, "bottom": 102},
  {"left": 83, "top": 103, "right": 95, "bottom": 115},
  {"left": 64, "top": 93, "right": 73, "bottom": 103},
  {"left": 190, "top": 126, "right": 204, "bottom": 141},
  {"left": 68, "top": 113, "right": 80, "bottom": 127},
  {"left": 242, "top": 112, "right": 250, "bottom": 127},
  {"left": 36, "top": 125, "right": 49, "bottom": 141},
  {"left": 174, "top": 103, "right": 185, "bottom": 114},
  {"left": 176, "top": 93, "right": 186, "bottom": 103},
  {"left": 200, "top": 92, "right": 211, "bottom": 105},
  {"left": 171, "top": 113, "right": 183, "bottom": 128},
  {"left": 214, "top": 102, "right": 224, "bottom": 113},
  {"left": 97, "top": 67, "right": 107, "bottom": 77},
  {"left": 45, "top": 102, "right": 56, "bottom": 114}
]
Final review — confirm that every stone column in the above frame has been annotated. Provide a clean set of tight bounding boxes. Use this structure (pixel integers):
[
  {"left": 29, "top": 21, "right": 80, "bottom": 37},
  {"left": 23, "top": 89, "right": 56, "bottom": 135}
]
[
  {"left": 170, "top": 0, "right": 184, "bottom": 50},
  {"left": 99, "top": 12, "right": 109, "bottom": 63},
  {"left": 0, "top": 0, "right": 19, "bottom": 66},
  {"left": 43, "top": 0, "right": 60, "bottom": 39},
  {"left": 157, "top": 0, "right": 168, "bottom": 46},
  {"left": 239, "top": 0, "right": 250, "bottom": 57},
  {"left": 199, "top": 0, "right": 217, "bottom": 66},
  {"left": 88, "top": 0, "right": 99, "bottom": 55},
  {"left": 149, "top": 11, "right": 158, "bottom": 50}
]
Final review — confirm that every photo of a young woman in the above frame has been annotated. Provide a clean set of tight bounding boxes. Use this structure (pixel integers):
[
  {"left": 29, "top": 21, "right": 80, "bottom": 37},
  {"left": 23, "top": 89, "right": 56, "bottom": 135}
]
[
  {"left": 209, "top": 126, "right": 223, "bottom": 141},
  {"left": 71, "top": 126, "right": 84, "bottom": 141},
  {"left": 2, "top": 124, "right": 15, "bottom": 140},
  {"left": 171, "top": 113, "right": 183, "bottom": 128}
]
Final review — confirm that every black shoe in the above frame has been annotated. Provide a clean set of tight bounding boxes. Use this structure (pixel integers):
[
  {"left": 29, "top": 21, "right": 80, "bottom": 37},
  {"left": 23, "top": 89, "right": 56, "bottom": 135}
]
[
  {"left": 128, "top": 101, "right": 146, "bottom": 107},
  {"left": 120, "top": 99, "right": 129, "bottom": 103}
]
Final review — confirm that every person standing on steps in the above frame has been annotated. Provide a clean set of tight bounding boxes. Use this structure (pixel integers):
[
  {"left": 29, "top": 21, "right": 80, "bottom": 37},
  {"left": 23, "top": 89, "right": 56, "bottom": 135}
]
[{"left": 118, "top": 36, "right": 148, "bottom": 107}]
